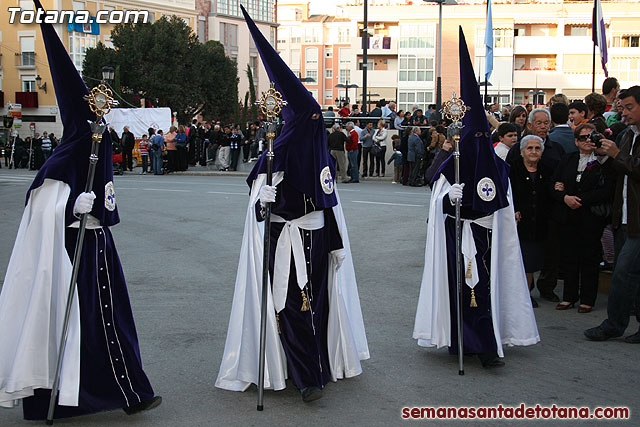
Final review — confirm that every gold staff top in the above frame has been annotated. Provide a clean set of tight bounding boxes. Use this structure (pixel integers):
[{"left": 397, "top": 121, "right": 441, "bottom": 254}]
[
  {"left": 85, "top": 84, "right": 114, "bottom": 122},
  {"left": 442, "top": 93, "right": 467, "bottom": 123},
  {"left": 258, "top": 83, "right": 286, "bottom": 120}
]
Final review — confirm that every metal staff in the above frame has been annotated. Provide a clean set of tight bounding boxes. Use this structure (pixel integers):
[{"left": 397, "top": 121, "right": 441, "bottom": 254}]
[
  {"left": 46, "top": 84, "right": 113, "bottom": 425},
  {"left": 256, "top": 83, "right": 286, "bottom": 411},
  {"left": 443, "top": 94, "right": 467, "bottom": 376}
]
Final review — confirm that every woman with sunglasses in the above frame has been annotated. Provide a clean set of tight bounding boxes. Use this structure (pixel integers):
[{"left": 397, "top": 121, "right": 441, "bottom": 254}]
[{"left": 551, "top": 123, "right": 615, "bottom": 313}]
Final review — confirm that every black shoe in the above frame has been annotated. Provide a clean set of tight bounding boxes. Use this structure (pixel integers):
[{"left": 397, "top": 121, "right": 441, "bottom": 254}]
[
  {"left": 540, "top": 291, "right": 560, "bottom": 302},
  {"left": 123, "top": 396, "right": 162, "bottom": 415},
  {"left": 624, "top": 330, "right": 640, "bottom": 344},
  {"left": 301, "top": 386, "right": 323, "bottom": 403},
  {"left": 478, "top": 352, "right": 505, "bottom": 369},
  {"left": 584, "top": 326, "right": 622, "bottom": 342},
  {"left": 530, "top": 296, "right": 539, "bottom": 308}
]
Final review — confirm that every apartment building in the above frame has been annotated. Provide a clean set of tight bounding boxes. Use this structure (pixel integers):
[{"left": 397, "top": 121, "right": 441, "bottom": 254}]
[
  {"left": 277, "top": 0, "right": 640, "bottom": 112},
  {"left": 0, "top": 0, "right": 198, "bottom": 136}
]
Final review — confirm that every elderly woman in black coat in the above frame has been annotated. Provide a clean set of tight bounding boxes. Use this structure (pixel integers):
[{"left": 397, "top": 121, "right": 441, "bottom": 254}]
[
  {"left": 510, "top": 135, "right": 553, "bottom": 308},
  {"left": 551, "top": 123, "right": 615, "bottom": 313}
]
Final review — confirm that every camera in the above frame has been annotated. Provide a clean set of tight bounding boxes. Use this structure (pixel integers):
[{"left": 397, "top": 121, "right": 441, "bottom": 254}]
[{"left": 589, "top": 131, "right": 602, "bottom": 148}]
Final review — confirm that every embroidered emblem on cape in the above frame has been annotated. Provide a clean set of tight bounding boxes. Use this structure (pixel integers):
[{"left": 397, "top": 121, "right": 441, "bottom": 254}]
[
  {"left": 105, "top": 181, "right": 116, "bottom": 211},
  {"left": 477, "top": 177, "right": 496, "bottom": 202},
  {"left": 320, "top": 166, "right": 334, "bottom": 194}
]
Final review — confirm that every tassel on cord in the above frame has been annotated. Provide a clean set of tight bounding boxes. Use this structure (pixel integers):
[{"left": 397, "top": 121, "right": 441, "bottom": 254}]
[
  {"left": 276, "top": 314, "right": 281, "bottom": 334},
  {"left": 300, "top": 289, "right": 310, "bottom": 311},
  {"left": 470, "top": 289, "right": 478, "bottom": 308},
  {"left": 465, "top": 259, "right": 473, "bottom": 279}
]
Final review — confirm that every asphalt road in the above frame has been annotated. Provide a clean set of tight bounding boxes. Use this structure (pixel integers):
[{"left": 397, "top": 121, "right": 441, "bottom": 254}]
[{"left": 0, "top": 169, "right": 637, "bottom": 426}]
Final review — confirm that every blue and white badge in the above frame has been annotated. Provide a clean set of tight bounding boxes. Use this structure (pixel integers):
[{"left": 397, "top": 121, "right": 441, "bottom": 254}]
[
  {"left": 477, "top": 177, "right": 496, "bottom": 202},
  {"left": 105, "top": 181, "right": 116, "bottom": 211},
  {"left": 320, "top": 166, "right": 334, "bottom": 194}
]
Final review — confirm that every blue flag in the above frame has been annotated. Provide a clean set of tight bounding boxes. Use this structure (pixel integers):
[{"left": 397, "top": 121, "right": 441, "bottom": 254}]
[{"left": 484, "top": 0, "right": 493, "bottom": 81}]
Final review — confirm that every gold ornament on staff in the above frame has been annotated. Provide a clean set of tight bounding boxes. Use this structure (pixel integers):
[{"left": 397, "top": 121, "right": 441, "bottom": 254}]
[
  {"left": 258, "top": 83, "right": 286, "bottom": 121},
  {"left": 85, "top": 84, "right": 114, "bottom": 121},
  {"left": 442, "top": 92, "right": 467, "bottom": 123}
]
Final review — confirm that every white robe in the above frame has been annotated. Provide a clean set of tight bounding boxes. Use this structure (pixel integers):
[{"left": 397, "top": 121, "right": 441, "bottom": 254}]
[
  {"left": 0, "top": 179, "right": 81, "bottom": 407},
  {"left": 215, "top": 172, "right": 369, "bottom": 391},
  {"left": 413, "top": 175, "right": 540, "bottom": 357}
]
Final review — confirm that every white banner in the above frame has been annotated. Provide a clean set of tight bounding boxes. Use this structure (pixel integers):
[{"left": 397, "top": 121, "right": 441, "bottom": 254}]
[{"left": 104, "top": 107, "right": 172, "bottom": 138}]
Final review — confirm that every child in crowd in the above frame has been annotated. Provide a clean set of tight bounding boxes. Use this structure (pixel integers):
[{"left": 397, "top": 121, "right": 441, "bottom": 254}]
[
  {"left": 138, "top": 134, "right": 150, "bottom": 174},
  {"left": 387, "top": 134, "right": 403, "bottom": 184}
]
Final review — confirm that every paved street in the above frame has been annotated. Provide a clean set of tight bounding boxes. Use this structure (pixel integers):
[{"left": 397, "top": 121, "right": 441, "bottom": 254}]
[{"left": 0, "top": 169, "right": 637, "bottom": 426}]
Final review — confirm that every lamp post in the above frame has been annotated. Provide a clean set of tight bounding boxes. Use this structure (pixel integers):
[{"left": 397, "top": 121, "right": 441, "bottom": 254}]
[
  {"left": 101, "top": 65, "right": 115, "bottom": 85},
  {"left": 424, "top": 0, "right": 458, "bottom": 114},
  {"left": 335, "top": 81, "right": 359, "bottom": 106},
  {"left": 35, "top": 75, "right": 47, "bottom": 93}
]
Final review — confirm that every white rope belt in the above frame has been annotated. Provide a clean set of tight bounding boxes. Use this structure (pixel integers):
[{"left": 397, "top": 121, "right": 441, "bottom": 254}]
[
  {"left": 447, "top": 214, "right": 493, "bottom": 290},
  {"left": 271, "top": 210, "right": 325, "bottom": 312}
]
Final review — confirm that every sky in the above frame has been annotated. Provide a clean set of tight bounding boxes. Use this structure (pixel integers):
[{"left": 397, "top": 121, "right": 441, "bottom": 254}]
[{"left": 308, "top": 0, "right": 343, "bottom": 15}]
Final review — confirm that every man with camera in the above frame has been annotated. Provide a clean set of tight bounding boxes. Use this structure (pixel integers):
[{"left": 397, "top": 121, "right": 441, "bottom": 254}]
[{"left": 585, "top": 86, "right": 640, "bottom": 344}]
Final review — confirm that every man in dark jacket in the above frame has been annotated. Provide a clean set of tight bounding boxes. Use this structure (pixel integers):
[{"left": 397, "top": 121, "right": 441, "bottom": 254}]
[
  {"left": 585, "top": 86, "right": 640, "bottom": 343},
  {"left": 121, "top": 126, "right": 135, "bottom": 171},
  {"left": 327, "top": 124, "right": 349, "bottom": 183},
  {"left": 407, "top": 126, "right": 425, "bottom": 186},
  {"left": 187, "top": 119, "right": 200, "bottom": 166}
]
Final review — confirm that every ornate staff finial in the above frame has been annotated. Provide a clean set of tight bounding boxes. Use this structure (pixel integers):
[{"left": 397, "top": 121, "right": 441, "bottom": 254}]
[
  {"left": 442, "top": 92, "right": 467, "bottom": 124},
  {"left": 258, "top": 82, "right": 287, "bottom": 121},
  {"left": 84, "top": 84, "right": 114, "bottom": 122}
]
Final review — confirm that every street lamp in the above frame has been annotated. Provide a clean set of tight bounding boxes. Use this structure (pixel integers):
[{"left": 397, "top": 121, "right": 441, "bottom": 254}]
[
  {"left": 335, "top": 81, "right": 359, "bottom": 106},
  {"left": 101, "top": 65, "right": 115, "bottom": 85},
  {"left": 424, "top": 0, "right": 458, "bottom": 114},
  {"left": 35, "top": 75, "right": 47, "bottom": 93}
]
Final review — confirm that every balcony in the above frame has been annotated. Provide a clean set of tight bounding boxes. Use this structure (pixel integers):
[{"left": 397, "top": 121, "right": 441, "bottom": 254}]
[
  {"left": 351, "top": 70, "right": 398, "bottom": 88},
  {"left": 15, "top": 92, "right": 39, "bottom": 109},
  {"left": 15, "top": 52, "right": 36, "bottom": 69},
  {"left": 0, "top": 91, "right": 4, "bottom": 107},
  {"left": 513, "top": 36, "right": 559, "bottom": 55},
  {"left": 512, "top": 69, "right": 561, "bottom": 89},
  {"left": 351, "top": 36, "right": 397, "bottom": 55}
]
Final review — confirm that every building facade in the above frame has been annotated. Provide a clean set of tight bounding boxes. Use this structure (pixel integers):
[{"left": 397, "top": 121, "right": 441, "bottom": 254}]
[
  {"left": 277, "top": 0, "right": 640, "bottom": 112},
  {"left": 0, "top": 0, "right": 198, "bottom": 137}
]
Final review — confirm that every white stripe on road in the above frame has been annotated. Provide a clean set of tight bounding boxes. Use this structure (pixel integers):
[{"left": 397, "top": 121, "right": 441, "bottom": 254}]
[
  {"left": 142, "top": 188, "right": 191, "bottom": 192},
  {"left": 351, "top": 200, "right": 424, "bottom": 207},
  {"left": 206, "top": 191, "right": 247, "bottom": 196}
]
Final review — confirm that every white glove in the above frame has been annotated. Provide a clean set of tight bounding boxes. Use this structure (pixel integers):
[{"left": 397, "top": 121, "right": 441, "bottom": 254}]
[
  {"left": 331, "top": 248, "right": 347, "bottom": 270},
  {"left": 259, "top": 185, "right": 277, "bottom": 208},
  {"left": 448, "top": 183, "right": 465, "bottom": 205},
  {"left": 73, "top": 191, "right": 96, "bottom": 216}
]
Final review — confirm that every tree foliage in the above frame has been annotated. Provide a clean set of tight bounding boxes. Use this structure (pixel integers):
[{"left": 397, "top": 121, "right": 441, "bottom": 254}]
[
  {"left": 246, "top": 65, "right": 258, "bottom": 122},
  {"left": 83, "top": 16, "right": 237, "bottom": 124}
]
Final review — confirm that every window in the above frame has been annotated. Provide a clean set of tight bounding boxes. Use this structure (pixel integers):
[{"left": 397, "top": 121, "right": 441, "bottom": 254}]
[
  {"left": 565, "top": 26, "right": 590, "bottom": 37},
  {"left": 339, "top": 69, "right": 350, "bottom": 84},
  {"left": 398, "top": 90, "right": 433, "bottom": 113},
  {"left": 103, "top": 34, "right": 114, "bottom": 48},
  {"left": 291, "top": 28, "right": 302, "bottom": 44},
  {"left": 291, "top": 49, "right": 300, "bottom": 66},
  {"left": 399, "top": 24, "right": 435, "bottom": 49},
  {"left": 250, "top": 56, "right": 259, "bottom": 85},
  {"left": 198, "top": 19, "right": 206, "bottom": 43},
  {"left": 220, "top": 23, "right": 238, "bottom": 47},
  {"left": 476, "top": 28, "right": 513, "bottom": 49},
  {"left": 69, "top": 32, "right": 97, "bottom": 70},
  {"left": 72, "top": 1, "right": 85, "bottom": 11},
  {"left": 338, "top": 27, "right": 350, "bottom": 43},
  {"left": 358, "top": 60, "right": 374, "bottom": 71},
  {"left": 308, "top": 89, "right": 318, "bottom": 101},
  {"left": 610, "top": 57, "right": 640, "bottom": 82},
  {"left": 304, "top": 28, "right": 320, "bottom": 44},
  {"left": 22, "top": 76, "right": 36, "bottom": 92},
  {"left": 292, "top": 69, "right": 301, "bottom": 78},
  {"left": 270, "top": 27, "right": 276, "bottom": 47},
  {"left": 325, "top": 69, "right": 333, "bottom": 79},
  {"left": 612, "top": 35, "right": 640, "bottom": 48},
  {"left": 305, "top": 47, "right": 318, "bottom": 70},
  {"left": 325, "top": 48, "right": 333, "bottom": 58},
  {"left": 20, "top": 36, "right": 35, "bottom": 66},
  {"left": 339, "top": 48, "right": 351, "bottom": 66},
  {"left": 19, "top": 0, "right": 34, "bottom": 10},
  {"left": 399, "top": 55, "right": 434, "bottom": 82},
  {"left": 304, "top": 70, "right": 318, "bottom": 82},
  {"left": 324, "top": 89, "right": 333, "bottom": 100}
]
